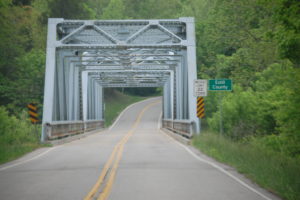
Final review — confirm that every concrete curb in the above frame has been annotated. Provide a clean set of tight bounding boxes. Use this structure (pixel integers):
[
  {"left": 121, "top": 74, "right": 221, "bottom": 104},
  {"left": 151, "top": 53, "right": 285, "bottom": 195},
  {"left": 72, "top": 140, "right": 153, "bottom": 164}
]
[
  {"left": 161, "top": 128, "right": 191, "bottom": 145},
  {"left": 46, "top": 128, "right": 105, "bottom": 146}
]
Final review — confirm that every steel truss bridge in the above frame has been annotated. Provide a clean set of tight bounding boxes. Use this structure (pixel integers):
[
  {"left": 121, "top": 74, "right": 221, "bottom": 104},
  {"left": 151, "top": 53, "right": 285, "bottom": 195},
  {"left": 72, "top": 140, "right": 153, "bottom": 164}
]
[{"left": 42, "top": 17, "right": 199, "bottom": 142}]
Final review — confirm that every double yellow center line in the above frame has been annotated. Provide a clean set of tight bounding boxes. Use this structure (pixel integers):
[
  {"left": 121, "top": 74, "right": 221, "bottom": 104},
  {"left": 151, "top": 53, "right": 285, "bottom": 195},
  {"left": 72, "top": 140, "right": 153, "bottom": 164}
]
[{"left": 84, "top": 101, "right": 160, "bottom": 200}]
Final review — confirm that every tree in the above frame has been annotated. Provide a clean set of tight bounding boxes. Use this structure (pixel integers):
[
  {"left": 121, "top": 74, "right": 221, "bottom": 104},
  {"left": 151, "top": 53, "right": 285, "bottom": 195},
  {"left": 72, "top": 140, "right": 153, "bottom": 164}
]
[
  {"left": 82, "top": 0, "right": 110, "bottom": 19},
  {"left": 101, "top": 0, "right": 127, "bottom": 19},
  {"left": 46, "top": 0, "right": 92, "bottom": 19},
  {"left": 138, "top": 0, "right": 182, "bottom": 19},
  {"left": 274, "top": 0, "right": 300, "bottom": 67},
  {"left": 0, "top": 2, "right": 45, "bottom": 113}
]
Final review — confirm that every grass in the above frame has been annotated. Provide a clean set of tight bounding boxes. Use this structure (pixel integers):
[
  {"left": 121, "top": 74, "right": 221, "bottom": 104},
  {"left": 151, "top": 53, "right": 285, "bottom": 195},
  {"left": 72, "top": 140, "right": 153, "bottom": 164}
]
[
  {"left": 104, "top": 89, "right": 148, "bottom": 127},
  {"left": 192, "top": 132, "right": 300, "bottom": 200},
  {"left": 0, "top": 143, "right": 42, "bottom": 164}
]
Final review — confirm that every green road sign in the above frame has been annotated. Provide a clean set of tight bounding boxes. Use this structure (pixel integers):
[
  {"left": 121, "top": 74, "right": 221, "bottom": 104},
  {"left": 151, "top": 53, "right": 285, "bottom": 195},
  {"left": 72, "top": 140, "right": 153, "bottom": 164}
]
[{"left": 209, "top": 79, "right": 232, "bottom": 91}]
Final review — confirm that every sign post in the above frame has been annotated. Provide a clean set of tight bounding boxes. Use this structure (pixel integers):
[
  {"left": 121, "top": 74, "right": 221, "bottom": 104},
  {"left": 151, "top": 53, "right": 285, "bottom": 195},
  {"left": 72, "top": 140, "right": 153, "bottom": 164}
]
[
  {"left": 194, "top": 80, "right": 207, "bottom": 118},
  {"left": 208, "top": 79, "right": 232, "bottom": 135},
  {"left": 194, "top": 80, "right": 207, "bottom": 134}
]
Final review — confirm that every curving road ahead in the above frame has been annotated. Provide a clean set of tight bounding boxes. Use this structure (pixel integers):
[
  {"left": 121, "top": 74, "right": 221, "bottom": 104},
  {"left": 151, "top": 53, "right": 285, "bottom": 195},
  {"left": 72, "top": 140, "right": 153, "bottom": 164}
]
[{"left": 0, "top": 97, "right": 280, "bottom": 200}]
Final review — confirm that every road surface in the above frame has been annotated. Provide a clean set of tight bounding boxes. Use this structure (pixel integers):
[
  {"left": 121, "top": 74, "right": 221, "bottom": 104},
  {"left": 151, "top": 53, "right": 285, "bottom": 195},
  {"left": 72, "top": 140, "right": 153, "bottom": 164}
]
[{"left": 0, "top": 97, "right": 280, "bottom": 200}]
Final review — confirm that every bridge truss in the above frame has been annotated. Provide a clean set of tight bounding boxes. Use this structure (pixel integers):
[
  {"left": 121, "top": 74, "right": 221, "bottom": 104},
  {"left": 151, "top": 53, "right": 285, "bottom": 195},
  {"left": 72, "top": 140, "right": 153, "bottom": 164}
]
[{"left": 42, "top": 18, "right": 199, "bottom": 141}]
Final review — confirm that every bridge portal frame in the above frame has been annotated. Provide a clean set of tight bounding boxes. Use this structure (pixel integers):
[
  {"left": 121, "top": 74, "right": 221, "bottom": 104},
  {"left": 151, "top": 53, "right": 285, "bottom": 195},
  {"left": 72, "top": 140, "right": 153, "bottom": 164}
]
[{"left": 42, "top": 18, "right": 199, "bottom": 142}]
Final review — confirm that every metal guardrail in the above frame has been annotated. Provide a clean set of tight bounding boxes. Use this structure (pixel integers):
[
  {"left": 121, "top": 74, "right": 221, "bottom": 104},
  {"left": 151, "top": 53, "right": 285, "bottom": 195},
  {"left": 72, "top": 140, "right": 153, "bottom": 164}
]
[
  {"left": 162, "top": 119, "right": 194, "bottom": 138},
  {"left": 44, "top": 120, "right": 104, "bottom": 140}
]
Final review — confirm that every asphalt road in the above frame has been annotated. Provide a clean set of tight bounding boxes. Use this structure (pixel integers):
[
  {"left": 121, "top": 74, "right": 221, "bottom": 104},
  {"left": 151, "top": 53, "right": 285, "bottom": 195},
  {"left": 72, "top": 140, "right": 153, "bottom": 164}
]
[{"left": 0, "top": 97, "right": 280, "bottom": 200}]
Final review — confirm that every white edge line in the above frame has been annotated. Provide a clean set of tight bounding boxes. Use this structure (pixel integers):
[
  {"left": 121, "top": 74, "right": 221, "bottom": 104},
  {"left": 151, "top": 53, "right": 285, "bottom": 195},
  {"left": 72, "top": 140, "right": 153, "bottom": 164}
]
[
  {"left": 109, "top": 97, "right": 160, "bottom": 131},
  {"left": 0, "top": 147, "right": 56, "bottom": 171},
  {"left": 157, "top": 114, "right": 272, "bottom": 200}
]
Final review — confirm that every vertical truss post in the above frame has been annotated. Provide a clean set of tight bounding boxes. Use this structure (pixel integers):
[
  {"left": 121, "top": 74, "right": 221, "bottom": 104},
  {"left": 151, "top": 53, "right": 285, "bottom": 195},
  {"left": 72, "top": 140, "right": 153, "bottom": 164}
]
[
  {"left": 170, "top": 71, "right": 174, "bottom": 122},
  {"left": 183, "top": 17, "right": 200, "bottom": 134},
  {"left": 57, "top": 51, "right": 66, "bottom": 120},
  {"left": 166, "top": 78, "right": 171, "bottom": 118},
  {"left": 87, "top": 78, "right": 91, "bottom": 120},
  {"left": 175, "top": 64, "right": 182, "bottom": 119},
  {"left": 41, "top": 18, "right": 63, "bottom": 142},
  {"left": 89, "top": 80, "right": 95, "bottom": 119},
  {"left": 68, "top": 63, "right": 74, "bottom": 120},
  {"left": 74, "top": 66, "right": 80, "bottom": 120},
  {"left": 180, "top": 51, "right": 189, "bottom": 120},
  {"left": 81, "top": 71, "right": 88, "bottom": 129},
  {"left": 163, "top": 81, "right": 169, "bottom": 119},
  {"left": 101, "top": 86, "right": 104, "bottom": 119},
  {"left": 99, "top": 85, "right": 103, "bottom": 120},
  {"left": 95, "top": 83, "right": 99, "bottom": 119}
]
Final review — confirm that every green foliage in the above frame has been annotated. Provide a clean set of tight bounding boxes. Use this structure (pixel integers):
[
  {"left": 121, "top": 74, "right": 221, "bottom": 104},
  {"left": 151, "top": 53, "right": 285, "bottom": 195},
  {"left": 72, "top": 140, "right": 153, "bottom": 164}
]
[
  {"left": 249, "top": 134, "right": 300, "bottom": 159},
  {"left": 193, "top": 132, "right": 300, "bottom": 200},
  {"left": 2, "top": 50, "right": 45, "bottom": 113},
  {"left": 101, "top": 0, "right": 127, "bottom": 19},
  {"left": 0, "top": 107, "right": 39, "bottom": 144},
  {"left": 46, "top": 0, "right": 91, "bottom": 19},
  {"left": 191, "top": 0, "right": 300, "bottom": 158},
  {"left": 0, "top": 3, "right": 45, "bottom": 110},
  {"left": 271, "top": 0, "right": 300, "bottom": 66},
  {"left": 208, "top": 87, "right": 264, "bottom": 139},
  {"left": 137, "top": 0, "right": 182, "bottom": 19},
  {"left": 253, "top": 63, "right": 300, "bottom": 156},
  {"left": 207, "top": 63, "right": 300, "bottom": 157},
  {"left": 201, "top": 92, "right": 218, "bottom": 119},
  {"left": 0, "top": 5, "right": 32, "bottom": 77},
  {"left": 82, "top": 0, "right": 110, "bottom": 19},
  {"left": 0, "top": 106, "right": 41, "bottom": 164},
  {"left": 0, "top": 1, "right": 45, "bottom": 162},
  {"left": 0, "top": 0, "right": 12, "bottom": 7}
]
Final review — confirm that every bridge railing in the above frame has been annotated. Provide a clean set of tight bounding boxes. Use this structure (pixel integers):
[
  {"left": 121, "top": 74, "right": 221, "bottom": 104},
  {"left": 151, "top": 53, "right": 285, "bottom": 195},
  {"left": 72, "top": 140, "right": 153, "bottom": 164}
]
[
  {"left": 44, "top": 120, "right": 104, "bottom": 140},
  {"left": 162, "top": 119, "right": 194, "bottom": 138},
  {"left": 85, "top": 120, "right": 104, "bottom": 132}
]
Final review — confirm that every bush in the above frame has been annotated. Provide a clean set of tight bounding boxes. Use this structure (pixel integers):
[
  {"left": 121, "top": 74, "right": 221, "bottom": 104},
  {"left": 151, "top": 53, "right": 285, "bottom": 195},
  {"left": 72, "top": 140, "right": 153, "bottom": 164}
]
[
  {"left": 207, "top": 63, "right": 300, "bottom": 159},
  {"left": 0, "top": 106, "right": 39, "bottom": 145},
  {"left": 207, "top": 86, "right": 268, "bottom": 139},
  {"left": 0, "top": 106, "right": 40, "bottom": 163}
]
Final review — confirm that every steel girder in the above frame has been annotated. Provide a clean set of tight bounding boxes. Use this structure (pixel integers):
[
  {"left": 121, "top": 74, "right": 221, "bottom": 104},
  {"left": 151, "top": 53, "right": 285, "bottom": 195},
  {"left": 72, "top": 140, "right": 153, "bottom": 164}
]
[
  {"left": 89, "top": 71, "right": 170, "bottom": 87},
  {"left": 42, "top": 18, "right": 198, "bottom": 141}
]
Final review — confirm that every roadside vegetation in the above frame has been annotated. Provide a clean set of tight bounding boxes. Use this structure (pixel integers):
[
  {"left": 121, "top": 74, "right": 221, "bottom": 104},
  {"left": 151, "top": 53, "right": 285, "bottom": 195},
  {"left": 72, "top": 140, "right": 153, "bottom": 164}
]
[
  {"left": 0, "top": 0, "right": 299, "bottom": 198},
  {"left": 193, "top": 132, "right": 300, "bottom": 200},
  {"left": 0, "top": 107, "right": 41, "bottom": 164},
  {"left": 189, "top": 1, "right": 299, "bottom": 199}
]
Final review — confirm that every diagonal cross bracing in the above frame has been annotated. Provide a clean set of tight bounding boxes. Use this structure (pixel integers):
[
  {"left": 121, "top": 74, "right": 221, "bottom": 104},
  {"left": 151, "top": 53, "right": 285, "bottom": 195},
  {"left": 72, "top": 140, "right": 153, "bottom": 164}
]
[{"left": 42, "top": 18, "right": 199, "bottom": 141}]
